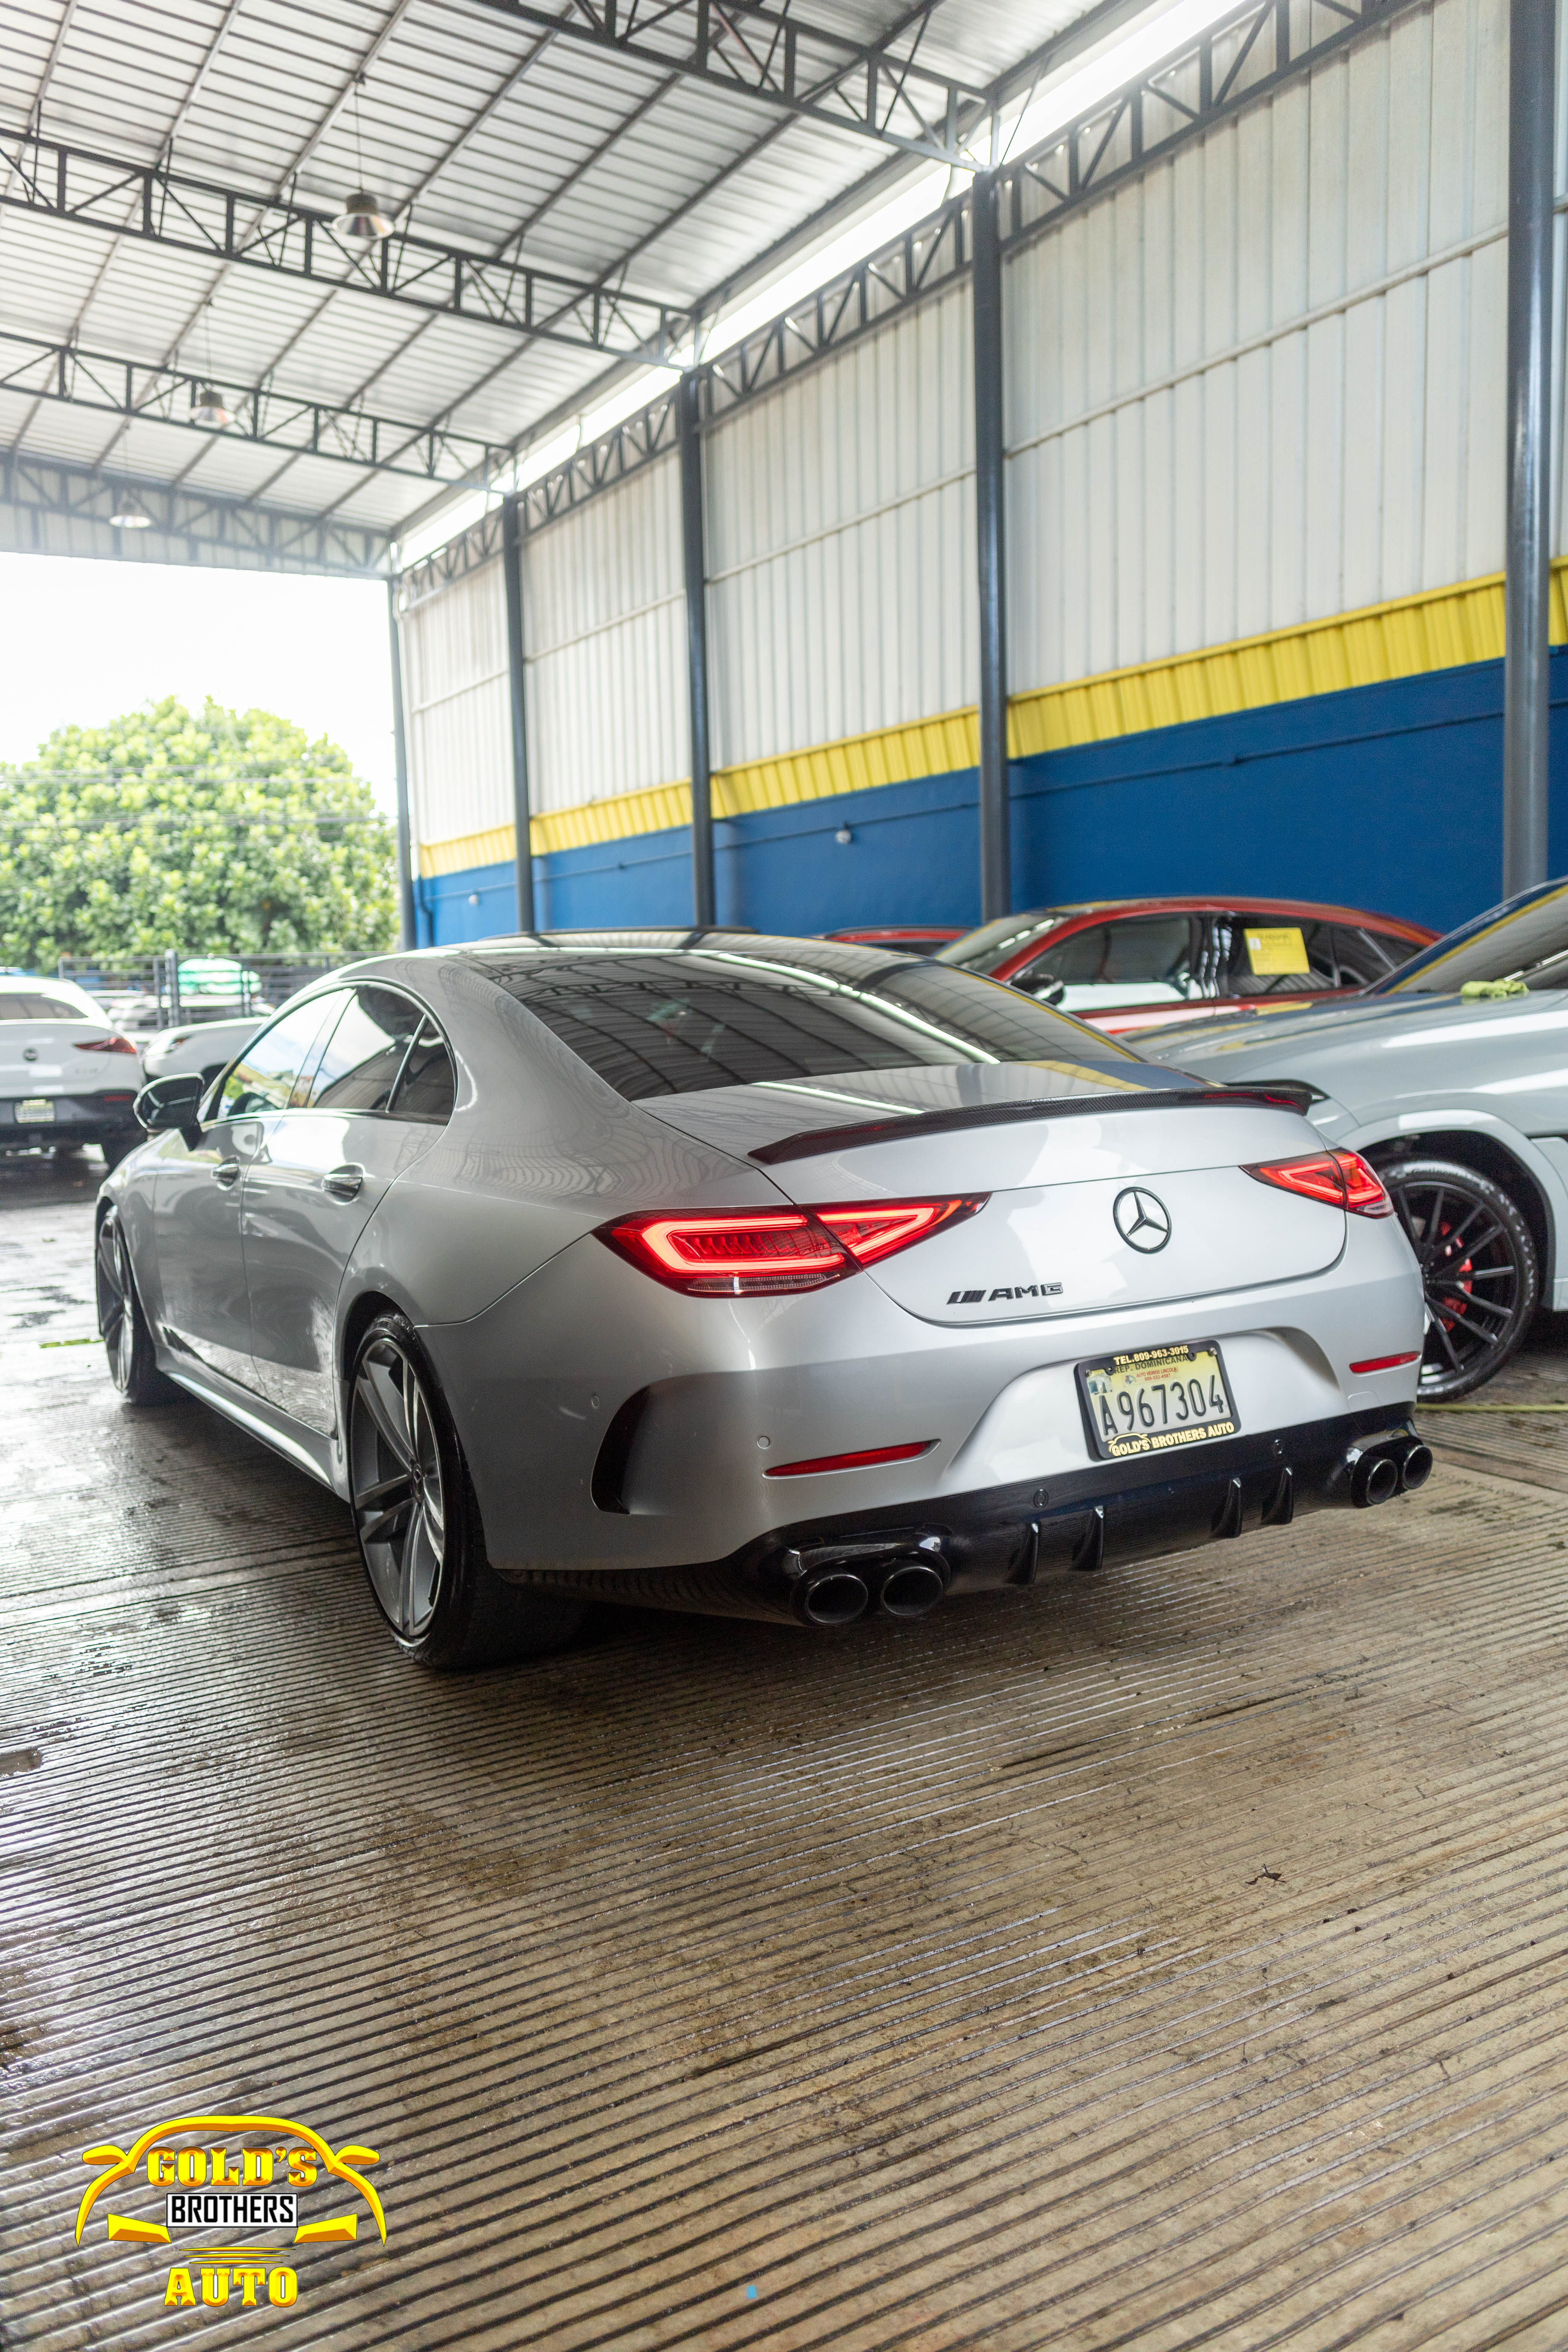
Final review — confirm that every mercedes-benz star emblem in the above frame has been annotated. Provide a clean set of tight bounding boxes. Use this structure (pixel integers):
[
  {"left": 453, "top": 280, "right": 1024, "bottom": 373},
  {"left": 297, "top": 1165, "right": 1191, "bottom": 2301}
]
[{"left": 1113, "top": 1186, "right": 1172, "bottom": 1253}]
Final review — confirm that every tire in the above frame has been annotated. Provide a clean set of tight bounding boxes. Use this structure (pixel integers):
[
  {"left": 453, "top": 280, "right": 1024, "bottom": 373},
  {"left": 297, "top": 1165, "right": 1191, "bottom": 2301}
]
[
  {"left": 1381, "top": 1156, "right": 1539, "bottom": 1400},
  {"left": 95, "top": 1210, "right": 177, "bottom": 1404},
  {"left": 346, "top": 1311, "right": 587, "bottom": 1669}
]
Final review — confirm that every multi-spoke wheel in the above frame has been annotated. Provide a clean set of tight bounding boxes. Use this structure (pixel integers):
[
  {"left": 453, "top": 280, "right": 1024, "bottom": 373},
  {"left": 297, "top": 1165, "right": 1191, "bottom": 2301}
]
[
  {"left": 94, "top": 1210, "right": 174, "bottom": 1404},
  {"left": 1381, "top": 1157, "right": 1539, "bottom": 1401},
  {"left": 346, "top": 1311, "right": 587, "bottom": 1668},
  {"left": 349, "top": 1329, "right": 448, "bottom": 1643}
]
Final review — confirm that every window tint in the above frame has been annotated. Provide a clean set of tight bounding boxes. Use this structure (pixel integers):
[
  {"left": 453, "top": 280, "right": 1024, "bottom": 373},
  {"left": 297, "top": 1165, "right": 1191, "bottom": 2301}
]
[
  {"left": 1358, "top": 928, "right": 1418, "bottom": 977},
  {"left": 0, "top": 994, "right": 90, "bottom": 1021},
  {"left": 218, "top": 998, "right": 346, "bottom": 1117},
  {"left": 1016, "top": 916, "right": 1196, "bottom": 1011},
  {"left": 389, "top": 1025, "right": 456, "bottom": 1124},
  {"left": 478, "top": 949, "right": 1147, "bottom": 1101},
  {"left": 310, "top": 987, "right": 424, "bottom": 1113}
]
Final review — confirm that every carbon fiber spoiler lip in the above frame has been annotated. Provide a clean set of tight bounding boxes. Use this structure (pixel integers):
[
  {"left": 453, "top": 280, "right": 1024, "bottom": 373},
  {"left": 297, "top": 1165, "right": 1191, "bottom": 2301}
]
[{"left": 747, "top": 1086, "right": 1309, "bottom": 1165}]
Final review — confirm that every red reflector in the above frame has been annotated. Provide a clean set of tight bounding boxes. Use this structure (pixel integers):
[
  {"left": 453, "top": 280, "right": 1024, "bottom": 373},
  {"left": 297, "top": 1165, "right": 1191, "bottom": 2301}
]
[
  {"left": 1349, "top": 1351, "right": 1422, "bottom": 1374},
  {"left": 75, "top": 1034, "right": 140, "bottom": 1056},
  {"left": 1243, "top": 1149, "right": 1392, "bottom": 1216},
  {"left": 600, "top": 1196, "right": 987, "bottom": 1297},
  {"left": 764, "top": 1440, "right": 936, "bottom": 1479}
]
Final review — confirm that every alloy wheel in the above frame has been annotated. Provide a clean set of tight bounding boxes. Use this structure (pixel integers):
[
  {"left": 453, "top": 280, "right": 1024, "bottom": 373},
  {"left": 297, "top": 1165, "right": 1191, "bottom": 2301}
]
[
  {"left": 1384, "top": 1166, "right": 1533, "bottom": 1400},
  {"left": 350, "top": 1335, "right": 447, "bottom": 1638},
  {"left": 95, "top": 1219, "right": 137, "bottom": 1393}
]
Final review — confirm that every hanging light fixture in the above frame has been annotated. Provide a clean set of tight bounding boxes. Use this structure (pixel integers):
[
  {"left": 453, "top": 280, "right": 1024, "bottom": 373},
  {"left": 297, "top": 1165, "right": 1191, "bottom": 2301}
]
[
  {"left": 108, "top": 490, "right": 153, "bottom": 529},
  {"left": 332, "top": 188, "right": 395, "bottom": 242},
  {"left": 333, "top": 74, "right": 394, "bottom": 242},
  {"left": 190, "top": 384, "right": 232, "bottom": 428}
]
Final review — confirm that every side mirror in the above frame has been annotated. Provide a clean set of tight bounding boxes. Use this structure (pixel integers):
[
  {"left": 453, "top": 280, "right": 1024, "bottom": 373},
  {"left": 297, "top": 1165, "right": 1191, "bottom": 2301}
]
[
  {"left": 1018, "top": 971, "right": 1066, "bottom": 1007},
  {"left": 135, "top": 1072, "right": 207, "bottom": 1146}
]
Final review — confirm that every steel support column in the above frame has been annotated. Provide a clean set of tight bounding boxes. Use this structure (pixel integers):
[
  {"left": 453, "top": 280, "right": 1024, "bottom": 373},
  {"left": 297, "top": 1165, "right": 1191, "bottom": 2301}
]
[
  {"left": 1503, "top": 0, "right": 1556, "bottom": 895},
  {"left": 973, "top": 170, "right": 1011, "bottom": 922},
  {"left": 501, "top": 496, "right": 537, "bottom": 934},
  {"left": 678, "top": 371, "right": 716, "bottom": 928},
  {"left": 386, "top": 581, "right": 417, "bottom": 951}
]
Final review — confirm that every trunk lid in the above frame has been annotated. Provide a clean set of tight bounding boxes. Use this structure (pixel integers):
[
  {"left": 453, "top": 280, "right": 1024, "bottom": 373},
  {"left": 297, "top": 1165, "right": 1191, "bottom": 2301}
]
[{"left": 640, "top": 1066, "right": 1344, "bottom": 1324}]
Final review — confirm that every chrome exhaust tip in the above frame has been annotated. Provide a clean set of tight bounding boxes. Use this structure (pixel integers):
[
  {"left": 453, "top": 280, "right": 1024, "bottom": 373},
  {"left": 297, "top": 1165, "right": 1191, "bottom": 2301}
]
[
  {"left": 876, "top": 1558, "right": 946, "bottom": 1619},
  {"left": 1398, "top": 1439, "right": 1434, "bottom": 1493},
  {"left": 796, "top": 1570, "right": 871, "bottom": 1628}
]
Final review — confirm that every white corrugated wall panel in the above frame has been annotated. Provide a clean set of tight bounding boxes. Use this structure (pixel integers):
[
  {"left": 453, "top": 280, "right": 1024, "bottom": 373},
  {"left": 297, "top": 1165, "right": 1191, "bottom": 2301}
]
[
  {"left": 402, "top": 556, "right": 511, "bottom": 856},
  {"left": 705, "top": 279, "right": 976, "bottom": 767},
  {"left": 521, "top": 455, "right": 687, "bottom": 813},
  {"left": 1005, "top": 0, "right": 1525, "bottom": 694}
]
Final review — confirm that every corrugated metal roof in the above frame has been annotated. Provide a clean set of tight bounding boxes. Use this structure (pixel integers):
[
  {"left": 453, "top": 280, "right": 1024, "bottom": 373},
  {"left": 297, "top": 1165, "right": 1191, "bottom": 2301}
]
[{"left": 0, "top": 0, "right": 1112, "bottom": 559}]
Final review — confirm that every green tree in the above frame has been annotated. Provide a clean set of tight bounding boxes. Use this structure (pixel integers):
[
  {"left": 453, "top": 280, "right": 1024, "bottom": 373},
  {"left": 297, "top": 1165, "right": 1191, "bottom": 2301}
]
[{"left": 0, "top": 695, "right": 397, "bottom": 966}]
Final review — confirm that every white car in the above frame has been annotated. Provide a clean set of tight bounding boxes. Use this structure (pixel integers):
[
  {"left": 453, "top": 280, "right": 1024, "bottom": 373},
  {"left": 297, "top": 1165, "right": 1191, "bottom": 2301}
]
[
  {"left": 141, "top": 1016, "right": 266, "bottom": 1091},
  {"left": 0, "top": 974, "right": 144, "bottom": 1163}
]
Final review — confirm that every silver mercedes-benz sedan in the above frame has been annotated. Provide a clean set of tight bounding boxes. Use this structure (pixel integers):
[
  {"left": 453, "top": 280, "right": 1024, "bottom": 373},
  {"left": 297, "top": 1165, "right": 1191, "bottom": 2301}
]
[{"left": 97, "top": 933, "right": 1427, "bottom": 1665}]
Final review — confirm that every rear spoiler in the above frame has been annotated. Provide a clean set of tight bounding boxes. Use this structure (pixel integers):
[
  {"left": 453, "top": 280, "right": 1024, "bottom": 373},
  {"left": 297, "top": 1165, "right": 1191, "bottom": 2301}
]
[{"left": 749, "top": 1086, "right": 1316, "bottom": 1165}]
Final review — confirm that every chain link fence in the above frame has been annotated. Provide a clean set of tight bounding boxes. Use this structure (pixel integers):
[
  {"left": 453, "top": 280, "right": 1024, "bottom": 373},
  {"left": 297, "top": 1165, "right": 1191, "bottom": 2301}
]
[{"left": 57, "top": 951, "right": 348, "bottom": 1032}]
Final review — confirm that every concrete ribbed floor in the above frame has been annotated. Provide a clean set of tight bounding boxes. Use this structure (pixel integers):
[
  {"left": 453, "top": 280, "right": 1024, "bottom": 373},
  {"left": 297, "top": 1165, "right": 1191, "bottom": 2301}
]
[{"left": 3, "top": 1166, "right": 1567, "bottom": 2350}]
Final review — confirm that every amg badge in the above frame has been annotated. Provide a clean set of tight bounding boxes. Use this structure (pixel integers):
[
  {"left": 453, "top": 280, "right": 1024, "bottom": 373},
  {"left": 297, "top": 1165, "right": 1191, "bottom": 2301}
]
[{"left": 948, "top": 1282, "right": 1065, "bottom": 1304}]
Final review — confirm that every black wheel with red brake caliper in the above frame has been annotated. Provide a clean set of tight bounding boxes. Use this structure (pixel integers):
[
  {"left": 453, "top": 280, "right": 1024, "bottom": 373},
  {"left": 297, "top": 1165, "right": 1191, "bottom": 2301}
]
[{"left": 1379, "top": 1157, "right": 1537, "bottom": 1400}]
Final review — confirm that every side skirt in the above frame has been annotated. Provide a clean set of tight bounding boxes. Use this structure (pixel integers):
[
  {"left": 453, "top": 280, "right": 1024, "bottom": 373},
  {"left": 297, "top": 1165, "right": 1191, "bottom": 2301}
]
[{"left": 162, "top": 1360, "right": 340, "bottom": 1491}]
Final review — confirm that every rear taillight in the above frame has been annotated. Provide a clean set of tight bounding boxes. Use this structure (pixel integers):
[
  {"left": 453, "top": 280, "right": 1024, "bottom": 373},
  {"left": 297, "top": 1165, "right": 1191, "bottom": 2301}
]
[
  {"left": 601, "top": 1196, "right": 986, "bottom": 1296},
  {"left": 75, "top": 1034, "right": 139, "bottom": 1057},
  {"left": 1244, "top": 1149, "right": 1392, "bottom": 1216}
]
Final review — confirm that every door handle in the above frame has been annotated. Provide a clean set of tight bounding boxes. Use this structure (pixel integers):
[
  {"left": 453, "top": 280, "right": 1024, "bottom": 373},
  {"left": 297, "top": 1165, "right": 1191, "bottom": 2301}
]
[
  {"left": 211, "top": 1160, "right": 241, "bottom": 1188},
  {"left": 323, "top": 1164, "right": 364, "bottom": 1201}
]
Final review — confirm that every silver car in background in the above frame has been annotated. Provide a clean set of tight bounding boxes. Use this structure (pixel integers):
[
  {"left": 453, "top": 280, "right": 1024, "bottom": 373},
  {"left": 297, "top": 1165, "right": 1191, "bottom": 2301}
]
[
  {"left": 1145, "top": 877, "right": 1568, "bottom": 1396},
  {"left": 98, "top": 934, "right": 1427, "bottom": 1665}
]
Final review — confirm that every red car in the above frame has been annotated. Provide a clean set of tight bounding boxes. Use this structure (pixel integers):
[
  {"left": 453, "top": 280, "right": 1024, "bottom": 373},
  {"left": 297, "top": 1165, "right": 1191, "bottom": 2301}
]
[{"left": 934, "top": 896, "right": 1439, "bottom": 1035}]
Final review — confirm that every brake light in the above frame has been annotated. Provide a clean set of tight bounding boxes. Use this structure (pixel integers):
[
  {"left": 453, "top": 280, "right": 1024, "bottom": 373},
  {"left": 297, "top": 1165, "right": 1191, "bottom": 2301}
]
[
  {"left": 601, "top": 1196, "right": 986, "bottom": 1296},
  {"left": 816, "top": 1197, "right": 986, "bottom": 1263},
  {"left": 75, "top": 1034, "right": 139, "bottom": 1057},
  {"left": 1243, "top": 1150, "right": 1392, "bottom": 1216}
]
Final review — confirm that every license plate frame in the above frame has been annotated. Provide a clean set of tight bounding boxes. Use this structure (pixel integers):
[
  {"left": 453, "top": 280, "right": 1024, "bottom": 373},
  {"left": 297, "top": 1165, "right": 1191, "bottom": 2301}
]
[
  {"left": 16, "top": 1096, "right": 55, "bottom": 1123},
  {"left": 1076, "top": 1339, "right": 1239, "bottom": 1462}
]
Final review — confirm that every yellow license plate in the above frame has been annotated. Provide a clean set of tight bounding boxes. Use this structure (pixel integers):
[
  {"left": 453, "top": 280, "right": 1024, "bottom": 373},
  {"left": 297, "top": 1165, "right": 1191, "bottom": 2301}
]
[
  {"left": 16, "top": 1097, "right": 54, "bottom": 1122},
  {"left": 1078, "top": 1341, "right": 1238, "bottom": 1461}
]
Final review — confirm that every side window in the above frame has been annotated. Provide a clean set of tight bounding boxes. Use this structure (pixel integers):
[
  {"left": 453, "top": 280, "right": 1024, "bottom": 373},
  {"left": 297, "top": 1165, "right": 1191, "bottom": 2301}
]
[
  {"left": 1017, "top": 917, "right": 1196, "bottom": 1011},
  {"left": 218, "top": 998, "right": 348, "bottom": 1119},
  {"left": 308, "top": 986, "right": 423, "bottom": 1113},
  {"left": 388, "top": 1023, "right": 456, "bottom": 1125}
]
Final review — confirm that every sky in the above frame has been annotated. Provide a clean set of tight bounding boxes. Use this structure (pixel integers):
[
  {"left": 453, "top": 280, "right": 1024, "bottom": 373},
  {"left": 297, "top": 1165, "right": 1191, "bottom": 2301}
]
[{"left": 0, "top": 553, "right": 398, "bottom": 814}]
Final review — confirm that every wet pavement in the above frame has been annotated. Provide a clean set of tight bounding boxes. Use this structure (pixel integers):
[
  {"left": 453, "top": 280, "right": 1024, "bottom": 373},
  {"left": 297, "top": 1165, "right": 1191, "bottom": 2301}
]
[{"left": 4, "top": 1149, "right": 1568, "bottom": 2349}]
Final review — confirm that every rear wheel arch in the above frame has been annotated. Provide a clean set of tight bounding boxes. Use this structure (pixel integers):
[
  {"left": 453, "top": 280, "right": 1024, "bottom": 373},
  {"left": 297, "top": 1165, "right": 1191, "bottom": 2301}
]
[{"left": 1362, "top": 1130, "right": 1553, "bottom": 1285}]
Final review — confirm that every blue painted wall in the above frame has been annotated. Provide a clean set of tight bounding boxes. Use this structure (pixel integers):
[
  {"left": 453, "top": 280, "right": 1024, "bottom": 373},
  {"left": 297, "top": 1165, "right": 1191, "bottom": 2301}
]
[{"left": 417, "top": 649, "right": 1568, "bottom": 945}]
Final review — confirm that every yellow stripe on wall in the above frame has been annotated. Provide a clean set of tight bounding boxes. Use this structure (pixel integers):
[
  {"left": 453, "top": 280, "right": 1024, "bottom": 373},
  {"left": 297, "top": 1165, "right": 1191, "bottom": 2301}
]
[{"left": 417, "top": 560, "right": 1568, "bottom": 879}]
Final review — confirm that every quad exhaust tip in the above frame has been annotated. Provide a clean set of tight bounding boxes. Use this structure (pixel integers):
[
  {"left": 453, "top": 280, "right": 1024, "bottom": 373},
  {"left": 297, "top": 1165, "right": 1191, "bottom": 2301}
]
[
  {"left": 792, "top": 1539, "right": 949, "bottom": 1627},
  {"left": 1349, "top": 1437, "right": 1433, "bottom": 1508}
]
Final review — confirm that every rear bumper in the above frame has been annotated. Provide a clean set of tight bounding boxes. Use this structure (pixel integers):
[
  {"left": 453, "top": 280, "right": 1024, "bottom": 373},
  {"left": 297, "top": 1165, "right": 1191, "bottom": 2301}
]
[
  {"left": 0, "top": 1092, "right": 140, "bottom": 1147},
  {"left": 499, "top": 1406, "right": 1424, "bottom": 1626}
]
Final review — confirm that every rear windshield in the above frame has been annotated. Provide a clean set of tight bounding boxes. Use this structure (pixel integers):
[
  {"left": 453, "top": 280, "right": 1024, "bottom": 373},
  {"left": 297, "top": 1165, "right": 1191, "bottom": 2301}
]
[
  {"left": 475, "top": 947, "right": 1149, "bottom": 1101},
  {"left": 934, "top": 910, "right": 1083, "bottom": 974},
  {"left": 0, "top": 994, "right": 90, "bottom": 1021},
  {"left": 1372, "top": 880, "right": 1568, "bottom": 994}
]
